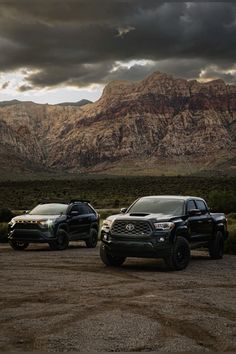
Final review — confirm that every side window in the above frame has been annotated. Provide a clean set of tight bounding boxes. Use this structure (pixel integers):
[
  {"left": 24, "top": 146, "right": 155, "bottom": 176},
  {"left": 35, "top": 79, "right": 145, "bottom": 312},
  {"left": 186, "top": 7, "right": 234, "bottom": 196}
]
[
  {"left": 186, "top": 200, "right": 196, "bottom": 213},
  {"left": 70, "top": 205, "right": 80, "bottom": 213},
  {"left": 75, "top": 204, "right": 90, "bottom": 215},
  {"left": 195, "top": 200, "right": 207, "bottom": 213},
  {"left": 70, "top": 203, "right": 94, "bottom": 215},
  {"left": 83, "top": 205, "right": 95, "bottom": 214}
]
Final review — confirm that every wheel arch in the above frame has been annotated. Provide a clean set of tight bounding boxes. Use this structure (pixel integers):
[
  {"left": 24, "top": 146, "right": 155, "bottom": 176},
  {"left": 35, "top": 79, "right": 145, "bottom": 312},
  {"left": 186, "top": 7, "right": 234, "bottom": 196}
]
[
  {"left": 57, "top": 223, "right": 69, "bottom": 234},
  {"left": 215, "top": 223, "right": 227, "bottom": 238},
  {"left": 172, "top": 225, "right": 190, "bottom": 243},
  {"left": 91, "top": 222, "right": 99, "bottom": 232}
]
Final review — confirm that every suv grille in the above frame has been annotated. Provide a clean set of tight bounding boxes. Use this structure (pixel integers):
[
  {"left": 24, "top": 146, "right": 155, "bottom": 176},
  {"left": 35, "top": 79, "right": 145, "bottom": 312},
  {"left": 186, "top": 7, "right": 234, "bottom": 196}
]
[
  {"left": 111, "top": 220, "right": 152, "bottom": 236},
  {"left": 13, "top": 222, "right": 39, "bottom": 230}
]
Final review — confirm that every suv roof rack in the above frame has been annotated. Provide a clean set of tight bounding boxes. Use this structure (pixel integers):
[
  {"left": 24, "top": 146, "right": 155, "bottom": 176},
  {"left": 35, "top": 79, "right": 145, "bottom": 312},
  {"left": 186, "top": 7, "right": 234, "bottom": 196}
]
[{"left": 69, "top": 199, "right": 90, "bottom": 204}]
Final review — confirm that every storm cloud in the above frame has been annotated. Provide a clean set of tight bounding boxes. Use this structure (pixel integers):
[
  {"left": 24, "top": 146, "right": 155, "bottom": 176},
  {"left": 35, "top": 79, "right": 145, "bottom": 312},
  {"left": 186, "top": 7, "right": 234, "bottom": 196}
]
[{"left": 0, "top": 1, "right": 235, "bottom": 89}]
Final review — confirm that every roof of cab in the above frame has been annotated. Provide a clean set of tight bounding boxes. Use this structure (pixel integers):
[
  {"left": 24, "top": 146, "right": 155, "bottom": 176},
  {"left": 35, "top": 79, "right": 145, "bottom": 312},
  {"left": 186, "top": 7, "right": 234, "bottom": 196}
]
[{"left": 140, "top": 195, "right": 204, "bottom": 201}]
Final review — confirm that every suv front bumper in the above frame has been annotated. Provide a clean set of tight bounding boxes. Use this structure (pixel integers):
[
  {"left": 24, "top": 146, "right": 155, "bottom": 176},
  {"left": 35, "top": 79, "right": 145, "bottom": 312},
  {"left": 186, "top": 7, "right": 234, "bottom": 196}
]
[{"left": 8, "top": 229, "right": 57, "bottom": 243}]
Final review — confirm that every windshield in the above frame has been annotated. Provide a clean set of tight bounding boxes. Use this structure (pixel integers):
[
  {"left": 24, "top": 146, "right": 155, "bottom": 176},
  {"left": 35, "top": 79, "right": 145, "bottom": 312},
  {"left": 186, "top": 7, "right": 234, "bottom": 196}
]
[
  {"left": 29, "top": 203, "right": 68, "bottom": 215},
  {"left": 128, "top": 197, "right": 184, "bottom": 216}
]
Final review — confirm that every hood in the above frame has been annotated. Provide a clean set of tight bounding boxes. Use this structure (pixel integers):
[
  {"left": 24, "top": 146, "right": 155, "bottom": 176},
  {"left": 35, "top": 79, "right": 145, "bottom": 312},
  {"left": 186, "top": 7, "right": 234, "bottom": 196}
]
[
  {"left": 107, "top": 213, "right": 175, "bottom": 222},
  {"left": 11, "top": 214, "right": 60, "bottom": 222}
]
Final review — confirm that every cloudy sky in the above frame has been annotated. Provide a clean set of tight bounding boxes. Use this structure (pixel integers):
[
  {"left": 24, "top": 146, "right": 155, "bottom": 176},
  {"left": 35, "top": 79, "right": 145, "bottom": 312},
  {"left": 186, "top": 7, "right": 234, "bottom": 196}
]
[{"left": 0, "top": 0, "right": 235, "bottom": 104}]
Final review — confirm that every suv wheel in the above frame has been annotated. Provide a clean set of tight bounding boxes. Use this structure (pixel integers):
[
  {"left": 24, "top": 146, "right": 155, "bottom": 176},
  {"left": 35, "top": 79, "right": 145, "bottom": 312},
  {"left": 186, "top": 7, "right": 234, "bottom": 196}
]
[
  {"left": 164, "top": 236, "right": 190, "bottom": 271},
  {"left": 9, "top": 240, "right": 29, "bottom": 251},
  {"left": 49, "top": 229, "right": 69, "bottom": 251},
  {"left": 85, "top": 228, "right": 98, "bottom": 248},
  {"left": 208, "top": 230, "right": 224, "bottom": 259},
  {"left": 100, "top": 244, "right": 126, "bottom": 266}
]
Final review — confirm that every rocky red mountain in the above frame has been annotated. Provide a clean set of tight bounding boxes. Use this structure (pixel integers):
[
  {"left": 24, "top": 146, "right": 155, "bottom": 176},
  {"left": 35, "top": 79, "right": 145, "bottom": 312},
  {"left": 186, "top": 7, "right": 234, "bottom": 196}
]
[{"left": 0, "top": 72, "right": 235, "bottom": 176}]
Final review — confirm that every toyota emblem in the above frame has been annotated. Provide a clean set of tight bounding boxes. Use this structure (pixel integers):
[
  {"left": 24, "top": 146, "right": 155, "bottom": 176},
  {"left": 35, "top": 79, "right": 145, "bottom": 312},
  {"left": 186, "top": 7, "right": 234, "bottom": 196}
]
[{"left": 126, "top": 223, "right": 135, "bottom": 231}]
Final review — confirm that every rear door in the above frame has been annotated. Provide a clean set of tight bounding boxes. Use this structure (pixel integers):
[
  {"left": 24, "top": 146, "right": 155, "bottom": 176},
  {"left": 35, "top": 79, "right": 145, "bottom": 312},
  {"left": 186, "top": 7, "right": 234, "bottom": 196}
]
[
  {"left": 195, "top": 199, "right": 213, "bottom": 240},
  {"left": 186, "top": 200, "right": 203, "bottom": 241},
  {"left": 68, "top": 204, "right": 90, "bottom": 239},
  {"left": 73, "top": 204, "right": 92, "bottom": 239}
]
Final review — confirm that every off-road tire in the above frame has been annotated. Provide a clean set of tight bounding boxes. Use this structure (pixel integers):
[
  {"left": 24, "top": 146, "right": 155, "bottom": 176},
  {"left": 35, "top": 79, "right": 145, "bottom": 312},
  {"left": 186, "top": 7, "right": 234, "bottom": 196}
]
[
  {"left": 208, "top": 230, "right": 224, "bottom": 259},
  {"left": 164, "top": 236, "right": 190, "bottom": 271},
  {"left": 100, "top": 244, "right": 126, "bottom": 267},
  {"left": 49, "top": 229, "right": 69, "bottom": 251},
  {"left": 9, "top": 240, "right": 29, "bottom": 251},
  {"left": 85, "top": 228, "right": 98, "bottom": 248}
]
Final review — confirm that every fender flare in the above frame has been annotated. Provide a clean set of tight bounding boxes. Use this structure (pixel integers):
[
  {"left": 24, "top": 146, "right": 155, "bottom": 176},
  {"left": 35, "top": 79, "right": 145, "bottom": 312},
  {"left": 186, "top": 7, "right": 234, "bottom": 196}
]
[
  {"left": 214, "top": 222, "right": 227, "bottom": 238},
  {"left": 56, "top": 223, "right": 69, "bottom": 234},
  {"left": 90, "top": 222, "right": 99, "bottom": 232},
  {"left": 172, "top": 225, "right": 190, "bottom": 243}
]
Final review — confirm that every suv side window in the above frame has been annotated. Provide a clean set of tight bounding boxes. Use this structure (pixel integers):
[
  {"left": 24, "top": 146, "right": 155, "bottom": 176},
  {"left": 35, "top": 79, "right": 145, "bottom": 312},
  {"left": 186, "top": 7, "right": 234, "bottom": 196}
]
[
  {"left": 83, "top": 204, "right": 95, "bottom": 214},
  {"left": 70, "top": 205, "right": 80, "bottom": 213},
  {"left": 186, "top": 200, "right": 196, "bottom": 213},
  {"left": 71, "top": 203, "right": 90, "bottom": 215},
  {"left": 195, "top": 200, "right": 207, "bottom": 214}
]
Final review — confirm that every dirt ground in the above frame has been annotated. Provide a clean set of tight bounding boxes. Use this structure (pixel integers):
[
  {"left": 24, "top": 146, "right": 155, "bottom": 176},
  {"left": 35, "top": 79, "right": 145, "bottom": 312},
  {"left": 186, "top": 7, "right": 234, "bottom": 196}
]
[{"left": 0, "top": 242, "right": 236, "bottom": 352}]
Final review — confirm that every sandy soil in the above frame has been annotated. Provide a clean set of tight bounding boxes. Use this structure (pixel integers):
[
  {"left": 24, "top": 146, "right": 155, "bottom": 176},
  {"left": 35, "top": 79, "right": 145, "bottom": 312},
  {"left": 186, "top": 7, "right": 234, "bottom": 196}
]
[{"left": 0, "top": 242, "right": 236, "bottom": 352}]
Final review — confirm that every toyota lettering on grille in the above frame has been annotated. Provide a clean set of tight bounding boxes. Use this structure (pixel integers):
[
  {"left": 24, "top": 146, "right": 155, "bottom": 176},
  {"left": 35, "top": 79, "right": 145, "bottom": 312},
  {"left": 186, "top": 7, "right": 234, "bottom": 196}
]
[{"left": 126, "top": 223, "right": 135, "bottom": 231}]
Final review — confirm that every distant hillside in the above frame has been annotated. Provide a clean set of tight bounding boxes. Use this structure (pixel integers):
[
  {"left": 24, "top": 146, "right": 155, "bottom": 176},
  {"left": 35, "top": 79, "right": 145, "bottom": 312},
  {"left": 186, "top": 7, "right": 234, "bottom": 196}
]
[
  {"left": 0, "top": 71, "right": 235, "bottom": 177},
  {"left": 0, "top": 99, "right": 33, "bottom": 107},
  {"left": 58, "top": 99, "right": 92, "bottom": 107}
]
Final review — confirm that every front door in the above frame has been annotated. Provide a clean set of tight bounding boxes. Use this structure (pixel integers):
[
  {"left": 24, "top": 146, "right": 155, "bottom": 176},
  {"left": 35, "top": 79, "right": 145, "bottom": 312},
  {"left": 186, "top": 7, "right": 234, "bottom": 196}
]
[{"left": 68, "top": 204, "right": 91, "bottom": 239}]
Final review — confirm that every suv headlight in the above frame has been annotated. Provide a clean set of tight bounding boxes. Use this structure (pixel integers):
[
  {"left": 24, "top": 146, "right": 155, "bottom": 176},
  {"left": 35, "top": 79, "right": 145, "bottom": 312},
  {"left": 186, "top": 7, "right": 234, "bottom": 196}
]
[
  {"left": 153, "top": 222, "right": 175, "bottom": 231},
  {"left": 8, "top": 220, "right": 15, "bottom": 228},
  {"left": 39, "top": 219, "right": 53, "bottom": 228}
]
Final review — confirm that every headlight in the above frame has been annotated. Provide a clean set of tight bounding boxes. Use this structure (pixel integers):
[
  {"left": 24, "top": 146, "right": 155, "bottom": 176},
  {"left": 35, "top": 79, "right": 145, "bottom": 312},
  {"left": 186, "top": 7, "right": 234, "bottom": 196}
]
[
  {"left": 153, "top": 222, "right": 175, "bottom": 231},
  {"left": 39, "top": 219, "right": 53, "bottom": 228},
  {"left": 102, "top": 219, "right": 113, "bottom": 229},
  {"left": 8, "top": 220, "right": 15, "bottom": 227}
]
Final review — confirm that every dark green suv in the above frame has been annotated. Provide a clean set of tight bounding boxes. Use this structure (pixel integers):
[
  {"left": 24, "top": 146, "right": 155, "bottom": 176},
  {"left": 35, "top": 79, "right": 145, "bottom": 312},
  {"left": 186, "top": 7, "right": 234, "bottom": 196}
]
[{"left": 8, "top": 200, "right": 99, "bottom": 251}]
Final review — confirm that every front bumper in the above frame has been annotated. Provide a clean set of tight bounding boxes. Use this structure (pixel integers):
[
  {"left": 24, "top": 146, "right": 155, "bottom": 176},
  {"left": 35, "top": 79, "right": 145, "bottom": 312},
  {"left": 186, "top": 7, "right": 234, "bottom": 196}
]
[
  {"left": 8, "top": 229, "right": 57, "bottom": 243},
  {"left": 101, "top": 230, "right": 172, "bottom": 258}
]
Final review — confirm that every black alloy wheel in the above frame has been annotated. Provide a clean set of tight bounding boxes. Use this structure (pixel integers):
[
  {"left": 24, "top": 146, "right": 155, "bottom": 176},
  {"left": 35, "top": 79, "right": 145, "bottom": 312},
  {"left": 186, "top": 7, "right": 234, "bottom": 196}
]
[
  {"left": 164, "top": 236, "right": 190, "bottom": 271},
  {"left": 100, "top": 244, "right": 126, "bottom": 267},
  {"left": 9, "top": 240, "right": 29, "bottom": 251}
]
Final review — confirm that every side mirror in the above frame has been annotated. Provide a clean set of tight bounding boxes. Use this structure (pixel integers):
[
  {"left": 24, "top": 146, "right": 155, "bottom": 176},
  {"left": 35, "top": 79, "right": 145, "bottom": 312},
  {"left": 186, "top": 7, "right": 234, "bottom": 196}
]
[
  {"left": 70, "top": 210, "right": 79, "bottom": 217},
  {"left": 189, "top": 208, "right": 202, "bottom": 216},
  {"left": 120, "top": 208, "right": 127, "bottom": 214}
]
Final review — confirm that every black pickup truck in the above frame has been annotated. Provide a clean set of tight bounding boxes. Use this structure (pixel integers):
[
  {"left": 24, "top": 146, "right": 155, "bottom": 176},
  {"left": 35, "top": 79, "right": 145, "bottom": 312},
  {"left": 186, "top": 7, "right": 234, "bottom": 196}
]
[{"left": 100, "top": 196, "right": 228, "bottom": 270}]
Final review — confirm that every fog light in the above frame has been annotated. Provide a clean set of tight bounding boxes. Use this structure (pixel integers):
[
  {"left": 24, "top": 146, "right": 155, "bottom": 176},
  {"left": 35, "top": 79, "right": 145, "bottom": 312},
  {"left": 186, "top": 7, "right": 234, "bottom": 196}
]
[
  {"left": 159, "top": 237, "right": 165, "bottom": 242},
  {"left": 103, "top": 234, "right": 108, "bottom": 241}
]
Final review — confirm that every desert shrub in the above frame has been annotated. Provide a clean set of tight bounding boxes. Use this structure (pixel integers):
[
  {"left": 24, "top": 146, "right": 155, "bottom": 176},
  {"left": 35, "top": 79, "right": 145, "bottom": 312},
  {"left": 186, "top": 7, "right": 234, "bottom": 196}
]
[
  {"left": 0, "top": 222, "right": 8, "bottom": 242},
  {"left": 0, "top": 208, "right": 14, "bottom": 222},
  {"left": 227, "top": 213, "right": 236, "bottom": 221},
  {"left": 98, "top": 209, "right": 120, "bottom": 220},
  {"left": 225, "top": 218, "right": 236, "bottom": 254},
  {"left": 208, "top": 191, "right": 236, "bottom": 214}
]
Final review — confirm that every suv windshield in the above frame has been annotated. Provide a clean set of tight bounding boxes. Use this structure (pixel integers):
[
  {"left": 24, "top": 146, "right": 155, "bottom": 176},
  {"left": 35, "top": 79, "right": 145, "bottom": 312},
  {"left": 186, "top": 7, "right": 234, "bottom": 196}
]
[
  {"left": 128, "top": 197, "right": 184, "bottom": 216},
  {"left": 29, "top": 203, "right": 68, "bottom": 215}
]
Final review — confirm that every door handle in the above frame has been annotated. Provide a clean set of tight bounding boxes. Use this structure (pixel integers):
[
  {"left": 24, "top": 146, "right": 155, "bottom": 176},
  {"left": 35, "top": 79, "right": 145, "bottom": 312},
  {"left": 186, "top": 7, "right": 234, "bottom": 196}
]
[{"left": 197, "top": 220, "right": 203, "bottom": 223}]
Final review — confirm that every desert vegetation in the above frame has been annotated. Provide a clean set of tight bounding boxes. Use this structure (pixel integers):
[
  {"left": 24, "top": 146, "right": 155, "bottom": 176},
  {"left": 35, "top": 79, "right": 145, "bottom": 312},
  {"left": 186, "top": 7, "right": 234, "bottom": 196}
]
[{"left": 0, "top": 176, "right": 235, "bottom": 210}]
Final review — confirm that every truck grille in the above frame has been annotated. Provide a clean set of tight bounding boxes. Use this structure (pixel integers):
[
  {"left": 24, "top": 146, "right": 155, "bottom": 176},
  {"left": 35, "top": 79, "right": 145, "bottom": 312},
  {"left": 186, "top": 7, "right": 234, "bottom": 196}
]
[{"left": 111, "top": 220, "right": 152, "bottom": 236}]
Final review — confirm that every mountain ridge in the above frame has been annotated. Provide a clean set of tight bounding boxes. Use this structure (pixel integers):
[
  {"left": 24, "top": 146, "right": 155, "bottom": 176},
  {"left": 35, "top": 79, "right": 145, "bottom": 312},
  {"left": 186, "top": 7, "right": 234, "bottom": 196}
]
[{"left": 0, "top": 71, "right": 235, "bottom": 176}]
